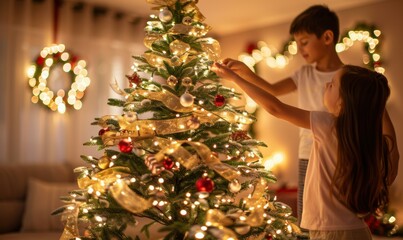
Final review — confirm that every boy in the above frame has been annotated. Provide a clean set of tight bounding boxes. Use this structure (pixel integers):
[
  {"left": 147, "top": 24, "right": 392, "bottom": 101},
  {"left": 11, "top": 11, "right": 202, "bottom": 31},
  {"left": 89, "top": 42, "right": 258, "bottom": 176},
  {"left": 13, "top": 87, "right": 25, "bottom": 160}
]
[{"left": 217, "top": 5, "right": 343, "bottom": 227}]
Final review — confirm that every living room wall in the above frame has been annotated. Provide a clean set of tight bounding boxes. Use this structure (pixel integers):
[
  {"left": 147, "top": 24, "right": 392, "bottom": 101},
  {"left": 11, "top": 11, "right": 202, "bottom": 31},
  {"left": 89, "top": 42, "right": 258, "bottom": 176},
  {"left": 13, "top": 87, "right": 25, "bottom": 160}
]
[{"left": 218, "top": 0, "right": 403, "bottom": 224}]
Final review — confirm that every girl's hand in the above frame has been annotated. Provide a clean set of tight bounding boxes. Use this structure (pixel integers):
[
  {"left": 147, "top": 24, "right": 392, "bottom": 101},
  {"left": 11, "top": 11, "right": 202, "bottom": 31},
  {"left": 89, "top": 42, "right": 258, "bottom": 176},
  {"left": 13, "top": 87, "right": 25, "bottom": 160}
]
[
  {"left": 222, "top": 58, "right": 251, "bottom": 73},
  {"left": 221, "top": 58, "right": 254, "bottom": 79}
]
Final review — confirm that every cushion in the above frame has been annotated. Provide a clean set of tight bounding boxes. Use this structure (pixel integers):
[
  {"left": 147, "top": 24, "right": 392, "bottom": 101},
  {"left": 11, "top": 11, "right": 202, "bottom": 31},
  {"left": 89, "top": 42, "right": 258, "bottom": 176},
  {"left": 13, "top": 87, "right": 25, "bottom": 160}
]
[{"left": 20, "top": 178, "right": 77, "bottom": 232}]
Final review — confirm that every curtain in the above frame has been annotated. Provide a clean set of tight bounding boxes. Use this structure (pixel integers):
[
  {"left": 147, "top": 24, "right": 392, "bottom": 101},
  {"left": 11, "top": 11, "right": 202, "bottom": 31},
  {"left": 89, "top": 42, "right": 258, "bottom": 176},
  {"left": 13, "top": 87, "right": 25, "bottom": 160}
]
[{"left": 0, "top": 0, "right": 147, "bottom": 164}]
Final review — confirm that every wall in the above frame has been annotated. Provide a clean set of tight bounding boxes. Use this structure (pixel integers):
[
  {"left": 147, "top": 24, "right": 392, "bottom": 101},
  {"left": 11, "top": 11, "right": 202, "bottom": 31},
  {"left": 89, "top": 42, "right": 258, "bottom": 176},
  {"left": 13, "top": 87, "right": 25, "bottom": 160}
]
[
  {"left": 0, "top": 0, "right": 147, "bottom": 165},
  {"left": 218, "top": 0, "right": 403, "bottom": 223}
]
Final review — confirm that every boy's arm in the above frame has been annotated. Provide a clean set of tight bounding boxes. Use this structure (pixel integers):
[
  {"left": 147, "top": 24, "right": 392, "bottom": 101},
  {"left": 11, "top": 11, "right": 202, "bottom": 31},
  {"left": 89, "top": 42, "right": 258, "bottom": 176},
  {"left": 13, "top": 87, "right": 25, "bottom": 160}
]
[
  {"left": 383, "top": 110, "right": 400, "bottom": 185},
  {"left": 212, "top": 62, "right": 310, "bottom": 129},
  {"left": 221, "top": 58, "right": 297, "bottom": 96}
]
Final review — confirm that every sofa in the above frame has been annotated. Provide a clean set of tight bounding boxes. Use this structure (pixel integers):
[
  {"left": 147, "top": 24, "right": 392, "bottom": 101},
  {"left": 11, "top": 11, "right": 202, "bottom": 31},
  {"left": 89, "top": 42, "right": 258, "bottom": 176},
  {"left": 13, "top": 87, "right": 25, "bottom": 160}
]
[
  {"left": 0, "top": 163, "right": 166, "bottom": 240},
  {"left": 0, "top": 163, "right": 76, "bottom": 240}
]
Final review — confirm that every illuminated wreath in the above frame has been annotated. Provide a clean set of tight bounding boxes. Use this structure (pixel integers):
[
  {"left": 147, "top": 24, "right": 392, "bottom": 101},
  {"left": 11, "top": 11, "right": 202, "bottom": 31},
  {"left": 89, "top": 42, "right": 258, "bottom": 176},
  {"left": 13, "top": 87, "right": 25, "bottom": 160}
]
[
  {"left": 27, "top": 44, "right": 91, "bottom": 114},
  {"left": 239, "top": 22, "right": 384, "bottom": 73}
]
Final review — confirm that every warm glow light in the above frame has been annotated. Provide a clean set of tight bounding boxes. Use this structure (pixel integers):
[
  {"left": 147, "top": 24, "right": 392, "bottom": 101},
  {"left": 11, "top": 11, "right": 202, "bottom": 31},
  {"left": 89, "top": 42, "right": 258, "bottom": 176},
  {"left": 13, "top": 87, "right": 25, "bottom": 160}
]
[{"left": 263, "top": 152, "right": 284, "bottom": 170}]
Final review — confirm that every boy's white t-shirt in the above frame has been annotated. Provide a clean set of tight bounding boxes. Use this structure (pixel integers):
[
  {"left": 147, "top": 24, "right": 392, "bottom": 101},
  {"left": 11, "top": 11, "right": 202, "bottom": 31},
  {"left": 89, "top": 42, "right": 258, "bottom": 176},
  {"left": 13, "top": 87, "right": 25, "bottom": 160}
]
[
  {"left": 292, "top": 65, "right": 339, "bottom": 159},
  {"left": 301, "top": 111, "right": 367, "bottom": 230}
]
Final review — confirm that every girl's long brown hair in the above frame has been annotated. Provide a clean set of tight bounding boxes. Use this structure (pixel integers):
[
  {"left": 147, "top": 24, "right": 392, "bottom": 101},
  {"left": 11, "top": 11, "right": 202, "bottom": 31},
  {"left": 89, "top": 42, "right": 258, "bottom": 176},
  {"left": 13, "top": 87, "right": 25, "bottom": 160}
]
[{"left": 332, "top": 65, "right": 390, "bottom": 215}]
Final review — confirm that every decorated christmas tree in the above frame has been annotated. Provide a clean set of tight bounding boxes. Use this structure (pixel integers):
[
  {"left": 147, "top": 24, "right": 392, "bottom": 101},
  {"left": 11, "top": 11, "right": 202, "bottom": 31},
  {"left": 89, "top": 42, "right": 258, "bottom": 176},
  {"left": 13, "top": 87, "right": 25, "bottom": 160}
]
[{"left": 56, "top": 0, "right": 301, "bottom": 239}]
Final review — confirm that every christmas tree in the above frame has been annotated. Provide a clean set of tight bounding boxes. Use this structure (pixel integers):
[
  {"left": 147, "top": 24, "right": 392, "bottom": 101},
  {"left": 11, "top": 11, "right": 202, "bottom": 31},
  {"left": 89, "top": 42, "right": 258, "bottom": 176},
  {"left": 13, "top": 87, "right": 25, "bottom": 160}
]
[{"left": 57, "top": 0, "right": 301, "bottom": 239}]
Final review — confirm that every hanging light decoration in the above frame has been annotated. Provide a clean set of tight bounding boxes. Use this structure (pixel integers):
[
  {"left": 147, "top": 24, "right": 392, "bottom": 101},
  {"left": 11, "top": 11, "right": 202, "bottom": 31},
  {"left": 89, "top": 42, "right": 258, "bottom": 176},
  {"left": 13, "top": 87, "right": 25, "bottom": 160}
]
[
  {"left": 27, "top": 0, "right": 90, "bottom": 114},
  {"left": 239, "top": 22, "right": 383, "bottom": 73}
]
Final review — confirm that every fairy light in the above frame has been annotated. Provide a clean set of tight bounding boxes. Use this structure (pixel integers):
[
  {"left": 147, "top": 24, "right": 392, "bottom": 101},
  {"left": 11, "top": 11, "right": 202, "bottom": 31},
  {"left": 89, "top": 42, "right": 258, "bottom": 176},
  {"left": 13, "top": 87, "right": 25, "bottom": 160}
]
[
  {"left": 195, "top": 231, "right": 205, "bottom": 239},
  {"left": 27, "top": 44, "right": 90, "bottom": 113}
]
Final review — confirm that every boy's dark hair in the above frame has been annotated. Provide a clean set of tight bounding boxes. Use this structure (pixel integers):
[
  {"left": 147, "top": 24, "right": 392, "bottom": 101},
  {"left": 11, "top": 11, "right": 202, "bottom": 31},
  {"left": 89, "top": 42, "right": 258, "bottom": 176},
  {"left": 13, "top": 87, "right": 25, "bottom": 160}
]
[{"left": 289, "top": 5, "right": 339, "bottom": 44}]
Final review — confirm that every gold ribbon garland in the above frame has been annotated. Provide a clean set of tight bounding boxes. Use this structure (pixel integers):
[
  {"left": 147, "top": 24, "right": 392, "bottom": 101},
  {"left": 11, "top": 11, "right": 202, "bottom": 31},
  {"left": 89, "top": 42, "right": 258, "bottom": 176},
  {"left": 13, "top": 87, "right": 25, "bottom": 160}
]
[
  {"left": 206, "top": 209, "right": 239, "bottom": 240},
  {"left": 77, "top": 167, "right": 152, "bottom": 213},
  {"left": 243, "top": 178, "right": 268, "bottom": 227},
  {"left": 77, "top": 166, "right": 131, "bottom": 192},
  {"left": 110, "top": 180, "right": 153, "bottom": 213},
  {"left": 59, "top": 205, "right": 80, "bottom": 240},
  {"left": 153, "top": 139, "right": 240, "bottom": 180}
]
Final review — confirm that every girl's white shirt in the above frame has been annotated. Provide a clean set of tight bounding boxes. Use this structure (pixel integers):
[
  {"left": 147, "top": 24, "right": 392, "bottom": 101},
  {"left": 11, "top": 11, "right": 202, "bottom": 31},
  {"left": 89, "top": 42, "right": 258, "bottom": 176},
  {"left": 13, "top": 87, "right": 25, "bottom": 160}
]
[{"left": 300, "top": 111, "right": 367, "bottom": 230}]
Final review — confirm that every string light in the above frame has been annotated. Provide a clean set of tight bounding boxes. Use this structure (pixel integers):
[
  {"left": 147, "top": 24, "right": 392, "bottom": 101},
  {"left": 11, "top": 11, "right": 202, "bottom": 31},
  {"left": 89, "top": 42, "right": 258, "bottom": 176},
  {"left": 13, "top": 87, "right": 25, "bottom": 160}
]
[{"left": 239, "top": 23, "right": 383, "bottom": 73}]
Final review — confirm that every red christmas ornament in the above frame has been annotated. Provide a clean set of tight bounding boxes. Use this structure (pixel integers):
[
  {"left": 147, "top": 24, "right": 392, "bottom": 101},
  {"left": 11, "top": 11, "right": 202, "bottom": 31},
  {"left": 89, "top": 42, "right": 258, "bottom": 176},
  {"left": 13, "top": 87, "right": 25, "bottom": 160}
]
[
  {"left": 374, "top": 61, "right": 382, "bottom": 67},
  {"left": 246, "top": 42, "right": 258, "bottom": 55},
  {"left": 265, "top": 235, "right": 273, "bottom": 240},
  {"left": 195, "top": 177, "right": 214, "bottom": 192},
  {"left": 214, "top": 94, "right": 225, "bottom": 107},
  {"left": 98, "top": 127, "right": 109, "bottom": 136},
  {"left": 36, "top": 56, "right": 45, "bottom": 66},
  {"left": 53, "top": 52, "right": 62, "bottom": 59},
  {"left": 70, "top": 55, "right": 78, "bottom": 68},
  {"left": 231, "top": 130, "right": 251, "bottom": 141},
  {"left": 126, "top": 72, "right": 141, "bottom": 87},
  {"left": 163, "top": 156, "right": 175, "bottom": 170},
  {"left": 118, "top": 139, "right": 133, "bottom": 153}
]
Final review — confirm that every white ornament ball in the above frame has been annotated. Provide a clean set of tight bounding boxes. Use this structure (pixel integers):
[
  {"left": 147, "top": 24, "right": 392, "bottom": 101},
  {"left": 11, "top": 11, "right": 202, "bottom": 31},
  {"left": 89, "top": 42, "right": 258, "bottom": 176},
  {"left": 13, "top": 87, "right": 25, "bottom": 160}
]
[
  {"left": 159, "top": 8, "right": 173, "bottom": 22},
  {"left": 228, "top": 179, "right": 241, "bottom": 193},
  {"left": 180, "top": 92, "right": 194, "bottom": 107},
  {"left": 124, "top": 111, "right": 137, "bottom": 123}
]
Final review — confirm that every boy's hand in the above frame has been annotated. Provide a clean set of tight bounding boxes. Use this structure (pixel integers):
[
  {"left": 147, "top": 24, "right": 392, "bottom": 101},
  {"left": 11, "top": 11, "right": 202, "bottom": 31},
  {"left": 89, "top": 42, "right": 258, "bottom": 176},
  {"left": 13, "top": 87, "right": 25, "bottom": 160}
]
[{"left": 211, "top": 62, "right": 240, "bottom": 81}]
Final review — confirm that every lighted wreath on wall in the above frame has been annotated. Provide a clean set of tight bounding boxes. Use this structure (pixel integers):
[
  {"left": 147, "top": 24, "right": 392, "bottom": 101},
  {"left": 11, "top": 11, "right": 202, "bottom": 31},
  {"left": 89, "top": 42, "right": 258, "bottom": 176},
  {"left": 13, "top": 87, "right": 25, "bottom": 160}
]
[
  {"left": 27, "top": 44, "right": 91, "bottom": 114},
  {"left": 239, "top": 22, "right": 384, "bottom": 73}
]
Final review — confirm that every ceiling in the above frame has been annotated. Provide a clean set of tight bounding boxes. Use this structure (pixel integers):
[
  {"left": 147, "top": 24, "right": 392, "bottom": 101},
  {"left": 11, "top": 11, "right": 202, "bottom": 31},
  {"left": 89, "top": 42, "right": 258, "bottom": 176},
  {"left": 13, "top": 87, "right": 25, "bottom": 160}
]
[{"left": 75, "top": 0, "right": 381, "bottom": 36}]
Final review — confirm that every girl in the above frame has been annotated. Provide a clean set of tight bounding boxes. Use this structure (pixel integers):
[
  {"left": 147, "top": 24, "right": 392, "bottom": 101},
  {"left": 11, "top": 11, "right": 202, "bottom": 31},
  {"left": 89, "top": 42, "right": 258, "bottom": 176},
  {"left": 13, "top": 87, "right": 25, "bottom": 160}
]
[{"left": 211, "top": 63, "right": 399, "bottom": 239}]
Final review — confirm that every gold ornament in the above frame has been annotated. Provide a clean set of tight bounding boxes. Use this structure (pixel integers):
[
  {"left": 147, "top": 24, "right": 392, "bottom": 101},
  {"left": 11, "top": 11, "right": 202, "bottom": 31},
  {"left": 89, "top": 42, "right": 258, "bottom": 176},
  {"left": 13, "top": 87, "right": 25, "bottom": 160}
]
[
  {"left": 98, "top": 156, "right": 110, "bottom": 169},
  {"left": 171, "top": 56, "right": 182, "bottom": 66},
  {"left": 181, "top": 76, "right": 192, "bottom": 87},
  {"left": 182, "top": 16, "right": 192, "bottom": 25},
  {"left": 167, "top": 75, "right": 178, "bottom": 86}
]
